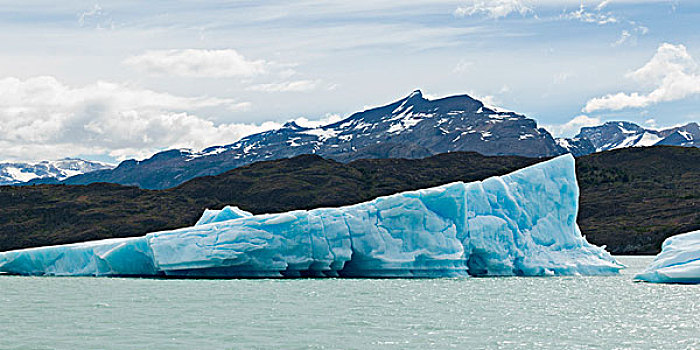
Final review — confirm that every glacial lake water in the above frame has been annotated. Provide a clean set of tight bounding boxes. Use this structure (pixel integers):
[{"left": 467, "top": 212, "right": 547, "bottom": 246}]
[{"left": 0, "top": 256, "right": 697, "bottom": 350}]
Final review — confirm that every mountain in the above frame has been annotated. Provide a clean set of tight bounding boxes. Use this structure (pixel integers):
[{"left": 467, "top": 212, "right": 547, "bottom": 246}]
[
  {"left": 655, "top": 122, "right": 700, "bottom": 147},
  {"left": 557, "top": 121, "right": 699, "bottom": 156},
  {"left": 555, "top": 137, "right": 596, "bottom": 157},
  {"left": 53, "top": 90, "right": 565, "bottom": 190},
  {"left": 0, "top": 158, "right": 114, "bottom": 186},
  {"left": 0, "top": 146, "right": 697, "bottom": 255}
]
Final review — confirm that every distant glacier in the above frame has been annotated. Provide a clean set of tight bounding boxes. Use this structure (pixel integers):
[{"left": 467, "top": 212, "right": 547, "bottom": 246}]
[{"left": 0, "top": 154, "right": 622, "bottom": 278}]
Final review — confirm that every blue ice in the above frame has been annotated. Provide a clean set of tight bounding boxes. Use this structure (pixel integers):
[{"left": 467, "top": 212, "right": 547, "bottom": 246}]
[
  {"left": 635, "top": 230, "right": 700, "bottom": 284},
  {"left": 0, "top": 154, "right": 623, "bottom": 278}
]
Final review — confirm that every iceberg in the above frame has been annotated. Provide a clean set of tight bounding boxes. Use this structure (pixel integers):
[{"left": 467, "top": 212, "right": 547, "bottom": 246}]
[
  {"left": 0, "top": 154, "right": 623, "bottom": 278},
  {"left": 635, "top": 230, "right": 700, "bottom": 284}
]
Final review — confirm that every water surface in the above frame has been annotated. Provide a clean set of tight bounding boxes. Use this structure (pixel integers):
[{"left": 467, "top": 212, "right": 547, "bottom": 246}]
[{"left": 0, "top": 256, "right": 697, "bottom": 349}]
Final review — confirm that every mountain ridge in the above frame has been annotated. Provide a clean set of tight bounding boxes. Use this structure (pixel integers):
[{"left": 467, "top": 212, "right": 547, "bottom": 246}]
[
  {"left": 557, "top": 121, "right": 699, "bottom": 156},
  {"left": 0, "top": 158, "right": 114, "bottom": 186},
  {"left": 45, "top": 90, "right": 564, "bottom": 189}
]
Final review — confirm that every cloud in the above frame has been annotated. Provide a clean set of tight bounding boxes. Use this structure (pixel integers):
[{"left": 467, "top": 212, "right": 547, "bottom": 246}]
[
  {"left": 473, "top": 94, "right": 498, "bottom": 107},
  {"left": 246, "top": 80, "right": 321, "bottom": 92},
  {"left": 613, "top": 30, "right": 632, "bottom": 46},
  {"left": 560, "top": 2, "right": 649, "bottom": 46},
  {"left": 77, "top": 4, "right": 114, "bottom": 30},
  {"left": 552, "top": 71, "right": 575, "bottom": 85},
  {"left": 125, "top": 49, "right": 325, "bottom": 93},
  {"left": 455, "top": 1, "right": 649, "bottom": 47},
  {"left": 454, "top": 0, "right": 534, "bottom": 19},
  {"left": 124, "top": 49, "right": 268, "bottom": 78},
  {"left": 292, "top": 114, "right": 343, "bottom": 128},
  {"left": 544, "top": 115, "right": 601, "bottom": 138},
  {"left": 0, "top": 76, "right": 277, "bottom": 161},
  {"left": 595, "top": 0, "right": 612, "bottom": 11},
  {"left": 612, "top": 25, "right": 648, "bottom": 47},
  {"left": 563, "top": 3, "right": 618, "bottom": 25},
  {"left": 584, "top": 43, "right": 700, "bottom": 112},
  {"left": 453, "top": 60, "right": 474, "bottom": 74}
]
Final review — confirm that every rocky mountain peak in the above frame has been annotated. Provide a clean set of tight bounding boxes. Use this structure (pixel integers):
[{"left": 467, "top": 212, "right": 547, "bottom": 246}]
[
  {"left": 558, "top": 120, "right": 699, "bottom": 156},
  {"left": 282, "top": 121, "right": 306, "bottom": 130}
]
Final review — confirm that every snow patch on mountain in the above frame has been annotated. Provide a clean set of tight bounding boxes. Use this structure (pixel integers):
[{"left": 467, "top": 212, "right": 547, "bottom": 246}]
[
  {"left": 0, "top": 159, "right": 115, "bottom": 185},
  {"left": 300, "top": 128, "right": 342, "bottom": 141},
  {"left": 634, "top": 132, "right": 662, "bottom": 147}
]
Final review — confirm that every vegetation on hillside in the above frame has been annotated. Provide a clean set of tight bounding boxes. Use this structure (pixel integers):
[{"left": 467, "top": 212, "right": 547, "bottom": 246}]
[{"left": 576, "top": 146, "right": 699, "bottom": 254}]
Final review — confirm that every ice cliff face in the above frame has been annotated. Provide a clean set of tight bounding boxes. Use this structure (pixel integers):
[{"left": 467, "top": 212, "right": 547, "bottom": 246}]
[
  {"left": 0, "top": 154, "right": 622, "bottom": 278},
  {"left": 635, "top": 230, "right": 700, "bottom": 284}
]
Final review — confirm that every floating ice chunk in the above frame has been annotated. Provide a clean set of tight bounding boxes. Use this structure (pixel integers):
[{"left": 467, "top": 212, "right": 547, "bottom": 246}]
[
  {"left": 635, "top": 230, "right": 700, "bottom": 284},
  {"left": 0, "top": 154, "right": 623, "bottom": 278}
]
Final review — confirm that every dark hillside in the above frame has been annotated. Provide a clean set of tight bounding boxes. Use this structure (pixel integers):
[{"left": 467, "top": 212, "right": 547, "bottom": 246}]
[
  {"left": 576, "top": 146, "right": 700, "bottom": 254},
  {"left": 0, "top": 146, "right": 697, "bottom": 254}
]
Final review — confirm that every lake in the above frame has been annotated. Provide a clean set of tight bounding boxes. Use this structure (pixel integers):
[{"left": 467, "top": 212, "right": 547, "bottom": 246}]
[{"left": 0, "top": 256, "right": 697, "bottom": 349}]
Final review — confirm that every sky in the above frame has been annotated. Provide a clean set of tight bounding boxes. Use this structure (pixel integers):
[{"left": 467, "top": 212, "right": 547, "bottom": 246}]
[{"left": 0, "top": 0, "right": 698, "bottom": 163}]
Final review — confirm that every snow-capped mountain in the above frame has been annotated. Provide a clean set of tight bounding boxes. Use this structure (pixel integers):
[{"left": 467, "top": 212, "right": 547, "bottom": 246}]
[
  {"left": 58, "top": 90, "right": 564, "bottom": 189},
  {"left": 655, "top": 122, "right": 700, "bottom": 147},
  {"left": 0, "top": 159, "right": 114, "bottom": 186},
  {"left": 557, "top": 121, "right": 699, "bottom": 156}
]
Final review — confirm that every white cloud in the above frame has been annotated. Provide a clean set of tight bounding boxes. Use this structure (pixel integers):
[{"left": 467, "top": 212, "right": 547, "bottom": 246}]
[
  {"left": 454, "top": 0, "right": 534, "bottom": 19},
  {"left": 636, "top": 25, "right": 649, "bottom": 36},
  {"left": 544, "top": 115, "right": 601, "bottom": 138},
  {"left": 563, "top": 3, "right": 618, "bottom": 25},
  {"left": 553, "top": 71, "right": 575, "bottom": 84},
  {"left": 124, "top": 49, "right": 326, "bottom": 93},
  {"left": 453, "top": 60, "right": 474, "bottom": 74},
  {"left": 644, "top": 118, "right": 657, "bottom": 128},
  {"left": 77, "top": 4, "right": 114, "bottom": 29},
  {"left": 560, "top": 2, "right": 649, "bottom": 46},
  {"left": 584, "top": 43, "right": 700, "bottom": 112},
  {"left": 595, "top": 0, "right": 612, "bottom": 11},
  {"left": 612, "top": 25, "right": 648, "bottom": 47},
  {"left": 0, "top": 76, "right": 275, "bottom": 161},
  {"left": 246, "top": 80, "right": 320, "bottom": 92},
  {"left": 474, "top": 93, "right": 498, "bottom": 106},
  {"left": 292, "top": 114, "right": 343, "bottom": 128},
  {"left": 613, "top": 30, "right": 632, "bottom": 46},
  {"left": 124, "top": 49, "right": 267, "bottom": 78}
]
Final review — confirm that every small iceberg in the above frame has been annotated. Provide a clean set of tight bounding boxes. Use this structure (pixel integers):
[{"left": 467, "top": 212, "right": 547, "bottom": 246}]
[
  {"left": 635, "top": 230, "right": 700, "bottom": 284},
  {"left": 0, "top": 154, "right": 622, "bottom": 278}
]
